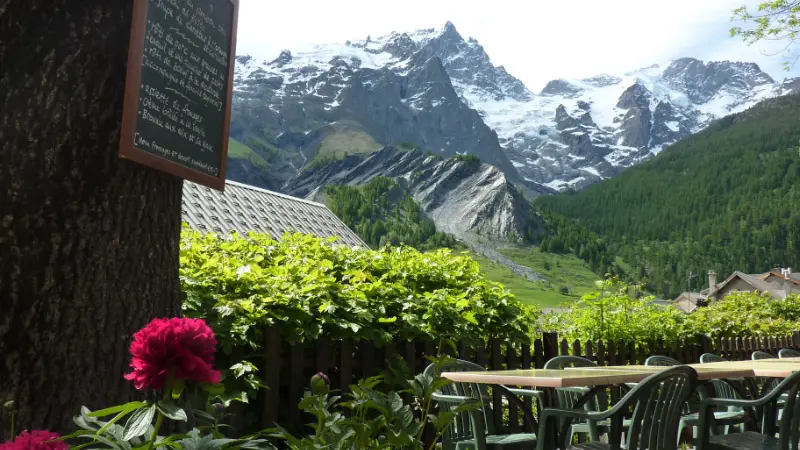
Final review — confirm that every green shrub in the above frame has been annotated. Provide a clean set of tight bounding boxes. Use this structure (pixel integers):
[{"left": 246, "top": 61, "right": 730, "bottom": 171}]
[
  {"left": 541, "top": 277, "right": 688, "bottom": 343},
  {"left": 542, "top": 279, "right": 800, "bottom": 344},
  {"left": 180, "top": 227, "right": 540, "bottom": 352},
  {"left": 687, "top": 291, "right": 800, "bottom": 339}
]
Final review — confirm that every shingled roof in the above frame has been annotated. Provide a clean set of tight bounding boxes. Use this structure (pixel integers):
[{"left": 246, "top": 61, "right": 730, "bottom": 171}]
[{"left": 181, "top": 180, "right": 368, "bottom": 248}]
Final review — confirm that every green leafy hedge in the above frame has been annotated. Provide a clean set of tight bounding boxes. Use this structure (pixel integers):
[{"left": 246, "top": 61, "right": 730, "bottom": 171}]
[
  {"left": 180, "top": 227, "right": 539, "bottom": 352},
  {"left": 541, "top": 278, "right": 800, "bottom": 343},
  {"left": 686, "top": 292, "right": 800, "bottom": 338},
  {"left": 540, "top": 278, "right": 687, "bottom": 343}
]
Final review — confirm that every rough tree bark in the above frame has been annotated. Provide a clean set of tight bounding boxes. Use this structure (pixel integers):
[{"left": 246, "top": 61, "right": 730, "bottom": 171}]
[{"left": 0, "top": 1, "right": 184, "bottom": 435}]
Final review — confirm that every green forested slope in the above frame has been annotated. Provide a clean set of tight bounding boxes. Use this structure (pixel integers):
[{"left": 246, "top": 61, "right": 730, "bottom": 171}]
[
  {"left": 535, "top": 94, "right": 800, "bottom": 297},
  {"left": 324, "top": 177, "right": 458, "bottom": 250}
]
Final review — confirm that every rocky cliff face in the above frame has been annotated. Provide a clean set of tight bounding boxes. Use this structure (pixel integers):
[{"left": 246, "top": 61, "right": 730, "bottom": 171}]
[
  {"left": 230, "top": 22, "right": 554, "bottom": 199},
  {"left": 285, "top": 146, "right": 544, "bottom": 243}
]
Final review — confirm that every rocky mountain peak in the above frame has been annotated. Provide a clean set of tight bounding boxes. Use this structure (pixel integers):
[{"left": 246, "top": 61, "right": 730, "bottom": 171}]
[
  {"left": 541, "top": 79, "right": 582, "bottom": 97},
  {"left": 440, "top": 21, "right": 463, "bottom": 42},
  {"left": 269, "top": 50, "right": 293, "bottom": 68},
  {"left": 616, "top": 81, "right": 651, "bottom": 110},
  {"left": 662, "top": 57, "right": 775, "bottom": 103}
]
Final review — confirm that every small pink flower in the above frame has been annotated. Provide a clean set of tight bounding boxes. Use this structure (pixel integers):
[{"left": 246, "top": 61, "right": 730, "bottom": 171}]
[{"left": 124, "top": 317, "right": 221, "bottom": 390}]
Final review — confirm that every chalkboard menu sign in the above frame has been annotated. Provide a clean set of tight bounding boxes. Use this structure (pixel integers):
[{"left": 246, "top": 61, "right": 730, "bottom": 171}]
[{"left": 119, "top": 0, "right": 239, "bottom": 191}]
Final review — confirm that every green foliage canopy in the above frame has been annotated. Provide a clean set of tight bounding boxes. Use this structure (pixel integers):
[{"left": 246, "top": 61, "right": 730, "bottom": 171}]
[
  {"left": 180, "top": 227, "right": 540, "bottom": 352},
  {"left": 541, "top": 278, "right": 687, "bottom": 343},
  {"left": 687, "top": 291, "right": 800, "bottom": 338},
  {"left": 542, "top": 277, "right": 800, "bottom": 343}
]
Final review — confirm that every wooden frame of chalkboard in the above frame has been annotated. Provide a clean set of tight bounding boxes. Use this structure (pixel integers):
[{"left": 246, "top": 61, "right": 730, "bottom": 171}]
[{"left": 119, "top": 0, "right": 240, "bottom": 191}]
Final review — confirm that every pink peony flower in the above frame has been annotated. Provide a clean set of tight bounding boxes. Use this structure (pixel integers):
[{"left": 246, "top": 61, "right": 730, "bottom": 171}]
[
  {"left": 124, "top": 317, "right": 221, "bottom": 390},
  {"left": 0, "top": 430, "right": 67, "bottom": 449}
]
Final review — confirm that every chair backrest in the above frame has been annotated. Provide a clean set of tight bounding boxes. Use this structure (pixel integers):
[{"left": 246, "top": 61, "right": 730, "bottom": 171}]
[
  {"left": 698, "top": 353, "right": 740, "bottom": 400},
  {"left": 544, "top": 355, "right": 597, "bottom": 370},
  {"left": 424, "top": 359, "right": 495, "bottom": 441},
  {"left": 644, "top": 355, "right": 680, "bottom": 366},
  {"left": 779, "top": 348, "right": 800, "bottom": 359},
  {"left": 774, "top": 371, "right": 800, "bottom": 449},
  {"left": 617, "top": 366, "right": 698, "bottom": 450},
  {"left": 752, "top": 351, "right": 776, "bottom": 360},
  {"left": 699, "top": 353, "right": 725, "bottom": 363},
  {"left": 544, "top": 356, "right": 601, "bottom": 411}
]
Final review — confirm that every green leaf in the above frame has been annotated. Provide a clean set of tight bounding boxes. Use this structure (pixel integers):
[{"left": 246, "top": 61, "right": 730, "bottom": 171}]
[
  {"left": 157, "top": 400, "right": 188, "bottom": 421},
  {"left": 200, "top": 383, "right": 225, "bottom": 395},
  {"left": 122, "top": 404, "right": 156, "bottom": 441},
  {"left": 87, "top": 401, "right": 146, "bottom": 418},
  {"left": 94, "top": 401, "right": 147, "bottom": 438}
]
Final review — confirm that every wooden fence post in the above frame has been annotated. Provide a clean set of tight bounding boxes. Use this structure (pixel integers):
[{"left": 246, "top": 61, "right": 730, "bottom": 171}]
[
  {"left": 698, "top": 334, "right": 712, "bottom": 356},
  {"left": 262, "top": 326, "right": 282, "bottom": 428},
  {"left": 542, "top": 332, "right": 558, "bottom": 362}
]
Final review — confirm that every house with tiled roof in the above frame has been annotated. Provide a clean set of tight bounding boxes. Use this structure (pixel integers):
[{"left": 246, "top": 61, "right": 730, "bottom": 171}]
[
  {"left": 181, "top": 180, "right": 368, "bottom": 248},
  {"left": 673, "top": 268, "right": 800, "bottom": 312}
]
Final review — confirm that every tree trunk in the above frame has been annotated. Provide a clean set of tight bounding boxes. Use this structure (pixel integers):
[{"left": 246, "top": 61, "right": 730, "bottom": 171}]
[{"left": 0, "top": 1, "right": 183, "bottom": 435}]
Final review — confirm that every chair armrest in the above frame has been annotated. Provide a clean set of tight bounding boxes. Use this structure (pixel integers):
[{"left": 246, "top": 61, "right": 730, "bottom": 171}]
[
  {"left": 506, "top": 388, "right": 545, "bottom": 399},
  {"left": 558, "top": 387, "right": 591, "bottom": 395},
  {"left": 539, "top": 407, "right": 599, "bottom": 422},
  {"left": 432, "top": 393, "right": 481, "bottom": 405},
  {"left": 700, "top": 381, "right": 788, "bottom": 409}
]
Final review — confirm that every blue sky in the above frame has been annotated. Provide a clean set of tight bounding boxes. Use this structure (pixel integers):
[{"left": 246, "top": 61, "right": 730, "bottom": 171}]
[{"left": 236, "top": 0, "right": 800, "bottom": 91}]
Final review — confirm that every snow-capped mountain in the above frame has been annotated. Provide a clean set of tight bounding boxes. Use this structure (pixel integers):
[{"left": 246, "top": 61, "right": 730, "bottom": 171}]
[{"left": 231, "top": 21, "right": 799, "bottom": 193}]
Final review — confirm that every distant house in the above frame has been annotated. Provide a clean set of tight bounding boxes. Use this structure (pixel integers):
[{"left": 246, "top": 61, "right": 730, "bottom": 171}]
[
  {"left": 673, "top": 268, "right": 800, "bottom": 312},
  {"left": 181, "top": 180, "right": 368, "bottom": 248},
  {"left": 673, "top": 292, "right": 705, "bottom": 313}
]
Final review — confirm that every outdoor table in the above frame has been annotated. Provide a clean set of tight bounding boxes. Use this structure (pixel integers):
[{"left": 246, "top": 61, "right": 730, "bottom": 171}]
[
  {"left": 440, "top": 365, "right": 761, "bottom": 450},
  {"left": 564, "top": 364, "right": 755, "bottom": 381},
  {"left": 441, "top": 367, "right": 653, "bottom": 388},
  {"left": 700, "top": 360, "right": 800, "bottom": 378},
  {"left": 441, "top": 367, "right": 659, "bottom": 450}
]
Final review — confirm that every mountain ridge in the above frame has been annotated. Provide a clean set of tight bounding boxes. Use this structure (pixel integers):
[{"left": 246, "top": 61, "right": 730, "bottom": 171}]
[
  {"left": 285, "top": 146, "right": 545, "bottom": 244},
  {"left": 232, "top": 21, "right": 799, "bottom": 194}
]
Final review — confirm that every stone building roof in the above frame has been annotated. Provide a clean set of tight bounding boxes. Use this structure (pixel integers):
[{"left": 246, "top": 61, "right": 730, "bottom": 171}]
[{"left": 181, "top": 180, "right": 368, "bottom": 248}]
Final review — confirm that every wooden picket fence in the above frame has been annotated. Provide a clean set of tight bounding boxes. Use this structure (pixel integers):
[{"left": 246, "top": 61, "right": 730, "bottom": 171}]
[{"left": 253, "top": 328, "right": 800, "bottom": 435}]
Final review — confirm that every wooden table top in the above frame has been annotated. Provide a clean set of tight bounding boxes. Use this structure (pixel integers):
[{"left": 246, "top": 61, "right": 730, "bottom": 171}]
[
  {"left": 440, "top": 368, "right": 654, "bottom": 388},
  {"left": 565, "top": 364, "right": 754, "bottom": 381},
  {"left": 441, "top": 360, "right": 800, "bottom": 389},
  {"left": 736, "top": 358, "right": 800, "bottom": 363},
  {"left": 701, "top": 360, "right": 800, "bottom": 378}
]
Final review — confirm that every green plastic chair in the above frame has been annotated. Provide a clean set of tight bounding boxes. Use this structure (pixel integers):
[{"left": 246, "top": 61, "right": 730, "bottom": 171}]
[
  {"left": 699, "top": 353, "right": 725, "bottom": 363},
  {"left": 752, "top": 351, "right": 783, "bottom": 398},
  {"left": 779, "top": 349, "right": 800, "bottom": 359},
  {"left": 425, "top": 359, "right": 540, "bottom": 449},
  {"left": 697, "top": 370, "right": 800, "bottom": 450},
  {"left": 645, "top": 355, "right": 747, "bottom": 440},
  {"left": 536, "top": 365, "right": 699, "bottom": 450},
  {"left": 753, "top": 351, "right": 776, "bottom": 360},
  {"left": 644, "top": 355, "right": 680, "bottom": 366},
  {"left": 697, "top": 353, "right": 748, "bottom": 435},
  {"left": 543, "top": 356, "right": 630, "bottom": 444}
]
